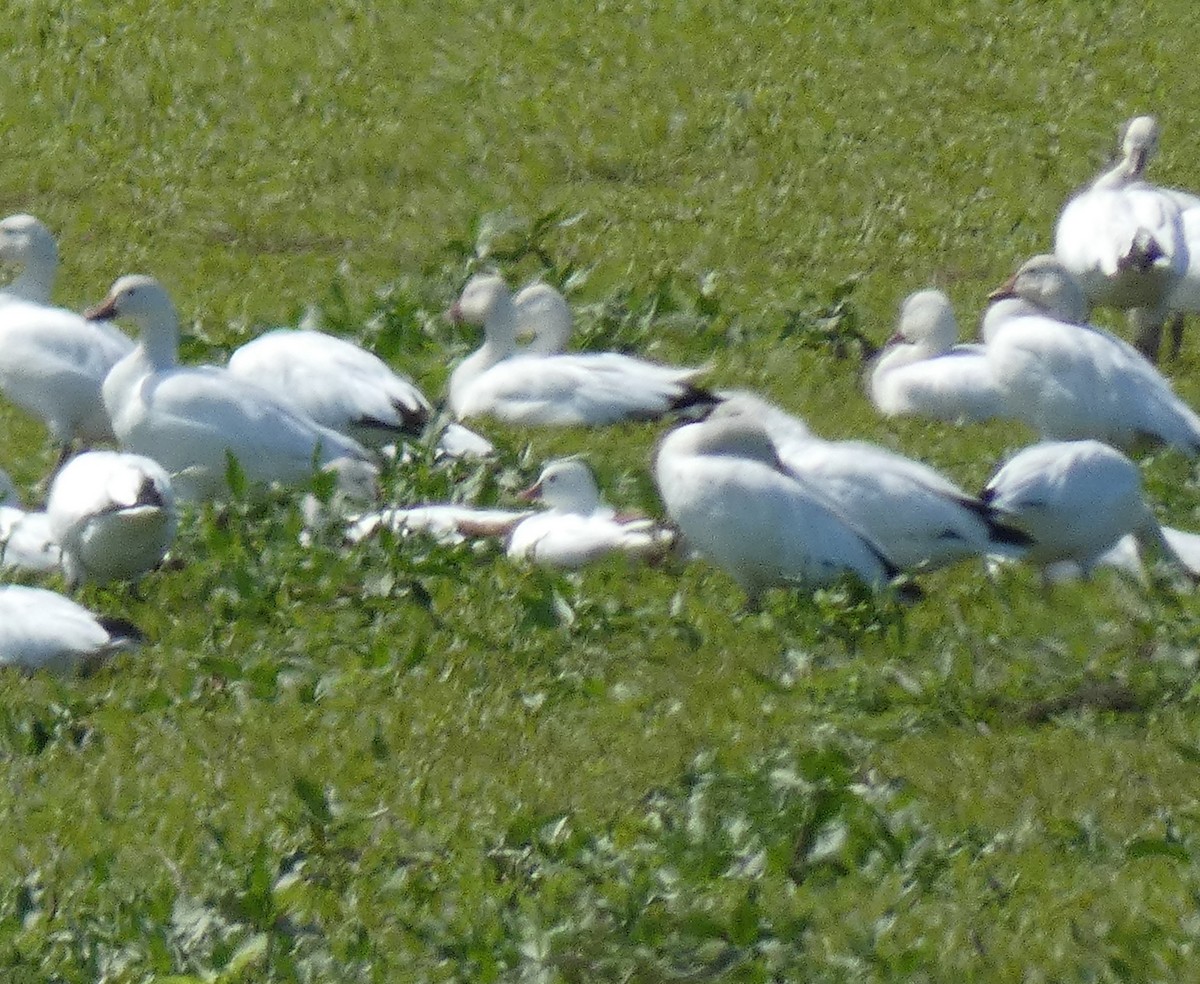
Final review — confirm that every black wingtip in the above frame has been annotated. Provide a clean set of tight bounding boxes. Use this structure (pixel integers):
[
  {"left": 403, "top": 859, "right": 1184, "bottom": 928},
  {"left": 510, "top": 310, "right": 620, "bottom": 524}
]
[
  {"left": 97, "top": 617, "right": 144, "bottom": 646},
  {"left": 668, "top": 385, "right": 722, "bottom": 417}
]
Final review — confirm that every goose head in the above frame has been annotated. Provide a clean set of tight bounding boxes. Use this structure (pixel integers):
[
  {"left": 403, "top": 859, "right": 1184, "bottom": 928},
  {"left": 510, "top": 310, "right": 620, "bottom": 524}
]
[
  {"left": 889, "top": 289, "right": 959, "bottom": 354},
  {"left": 519, "top": 459, "right": 603, "bottom": 513},
  {"left": 86, "top": 274, "right": 178, "bottom": 331},
  {"left": 0, "top": 214, "right": 59, "bottom": 304},
  {"left": 988, "top": 255, "right": 1089, "bottom": 325},
  {"left": 513, "top": 281, "right": 572, "bottom": 354},
  {"left": 1119, "top": 115, "right": 1160, "bottom": 178},
  {"left": 447, "top": 274, "right": 515, "bottom": 334}
]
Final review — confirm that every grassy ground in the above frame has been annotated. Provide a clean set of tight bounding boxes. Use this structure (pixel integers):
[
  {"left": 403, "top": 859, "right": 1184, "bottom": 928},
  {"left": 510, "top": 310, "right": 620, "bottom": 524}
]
[{"left": 4, "top": 0, "right": 1200, "bottom": 979}]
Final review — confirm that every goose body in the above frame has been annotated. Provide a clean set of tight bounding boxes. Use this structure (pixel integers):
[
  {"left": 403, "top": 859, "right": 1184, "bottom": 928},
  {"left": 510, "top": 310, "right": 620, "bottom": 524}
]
[
  {"left": 985, "top": 255, "right": 1200, "bottom": 452},
  {"left": 348, "top": 504, "right": 532, "bottom": 545},
  {"left": 447, "top": 275, "right": 716, "bottom": 426},
  {"left": 88, "top": 276, "right": 375, "bottom": 501},
  {"left": 653, "top": 416, "right": 896, "bottom": 600},
  {"left": 981, "top": 439, "right": 1170, "bottom": 575},
  {"left": 46, "top": 450, "right": 177, "bottom": 586},
  {"left": 227, "top": 327, "right": 432, "bottom": 447},
  {"left": 1054, "top": 117, "right": 1188, "bottom": 357},
  {"left": 0, "top": 585, "right": 141, "bottom": 672},
  {"left": 507, "top": 459, "right": 673, "bottom": 568},
  {"left": 869, "top": 289, "right": 1005, "bottom": 423},
  {"left": 715, "top": 392, "right": 1027, "bottom": 570}
]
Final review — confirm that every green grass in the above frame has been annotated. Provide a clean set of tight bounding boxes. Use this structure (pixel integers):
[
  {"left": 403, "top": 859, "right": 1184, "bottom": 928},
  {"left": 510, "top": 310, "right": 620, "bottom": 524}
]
[{"left": 4, "top": 0, "right": 1200, "bottom": 979}]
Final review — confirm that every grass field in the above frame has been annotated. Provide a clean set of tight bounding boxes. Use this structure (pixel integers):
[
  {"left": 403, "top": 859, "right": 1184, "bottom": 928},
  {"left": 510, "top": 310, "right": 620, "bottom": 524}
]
[{"left": 4, "top": 0, "right": 1200, "bottom": 979}]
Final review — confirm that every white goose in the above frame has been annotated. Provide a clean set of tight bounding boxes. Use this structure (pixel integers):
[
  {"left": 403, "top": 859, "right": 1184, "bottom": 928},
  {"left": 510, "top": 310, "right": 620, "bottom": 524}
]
[
  {"left": 869, "top": 288, "right": 1006, "bottom": 423},
  {"left": 980, "top": 439, "right": 1183, "bottom": 578},
  {"left": 0, "top": 585, "right": 141, "bottom": 672},
  {"left": 0, "top": 213, "right": 59, "bottom": 305},
  {"left": 1054, "top": 116, "right": 1188, "bottom": 358},
  {"left": 447, "top": 274, "right": 716, "bottom": 425},
  {"left": 46, "top": 450, "right": 177, "bottom": 586},
  {"left": 984, "top": 255, "right": 1200, "bottom": 453},
  {"left": 713, "top": 392, "right": 1028, "bottom": 570},
  {"left": 347, "top": 504, "right": 533, "bottom": 545},
  {"left": 653, "top": 415, "right": 897, "bottom": 602},
  {"left": 227, "top": 326, "right": 432, "bottom": 448},
  {"left": 0, "top": 215, "right": 134, "bottom": 451},
  {"left": 86, "top": 275, "right": 376, "bottom": 502},
  {"left": 0, "top": 469, "right": 60, "bottom": 574},
  {"left": 507, "top": 458, "right": 674, "bottom": 568}
]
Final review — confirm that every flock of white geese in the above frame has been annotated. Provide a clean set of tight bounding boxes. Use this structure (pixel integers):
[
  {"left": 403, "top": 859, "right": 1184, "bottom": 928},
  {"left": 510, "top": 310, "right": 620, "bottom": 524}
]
[{"left": 4, "top": 114, "right": 1200, "bottom": 669}]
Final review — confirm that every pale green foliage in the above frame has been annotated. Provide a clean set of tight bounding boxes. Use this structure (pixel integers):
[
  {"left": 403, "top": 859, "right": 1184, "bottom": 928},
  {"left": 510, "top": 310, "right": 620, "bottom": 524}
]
[{"left": 2, "top": 0, "right": 1200, "bottom": 980}]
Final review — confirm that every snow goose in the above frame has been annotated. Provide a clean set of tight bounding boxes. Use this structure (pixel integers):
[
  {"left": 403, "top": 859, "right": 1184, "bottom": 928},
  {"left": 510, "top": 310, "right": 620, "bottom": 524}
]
[
  {"left": 980, "top": 439, "right": 1184, "bottom": 579},
  {"left": 653, "top": 415, "right": 898, "bottom": 602},
  {"left": 447, "top": 274, "right": 717, "bottom": 425},
  {"left": 0, "top": 469, "right": 60, "bottom": 574},
  {"left": 1054, "top": 116, "right": 1188, "bottom": 359},
  {"left": 507, "top": 458, "right": 674, "bottom": 568},
  {"left": 85, "top": 275, "right": 376, "bottom": 502},
  {"left": 46, "top": 450, "right": 177, "bottom": 586},
  {"left": 347, "top": 504, "right": 533, "bottom": 545},
  {"left": 985, "top": 255, "right": 1200, "bottom": 453},
  {"left": 0, "top": 213, "right": 59, "bottom": 305},
  {"left": 513, "top": 281, "right": 573, "bottom": 354},
  {"left": 869, "top": 288, "right": 1006, "bottom": 423},
  {"left": 0, "top": 585, "right": 141, "bottom": 672},
  {"left": 713, "top": 392, "right": 1028, "bottom": 570},
  {"left": 0, "top": 218, "right": 134, "bottom": 451},
  {"left": 226, "top": 327, "right": 433, "bottom": 448}
]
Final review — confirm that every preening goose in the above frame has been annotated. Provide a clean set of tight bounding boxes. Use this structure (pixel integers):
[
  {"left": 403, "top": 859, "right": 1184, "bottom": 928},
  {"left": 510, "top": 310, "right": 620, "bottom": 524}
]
[
  {"left": 984, "top": 255, "right": 1200, "bottom": 453},
  {"left": 1054, "top": 116, "right": 1188, "bottom": 359},
  {"left": 507, "top": 458, "right": 674, "bottom": 568},
  {"left": 227, "top": 327, "right": 432, "bottom": 448},
  {"left": 713, "top": 392, "right": 1027, "bottom": 570},
  {"left": 869, "top": 288, "right": 1006, "bottom": 424},
  {"left": 0, "top": 585, "right": 141, "bottom": 672},
  {"left": 86, "top": 275, "right": 376, "bottom": 502},
  {"left": 46, "top": 450, "right": 177, "bottom": 586},
  {"left": 653, "top": 415, "right": 897, "bottom": 602},
  {"left": 981, "top": 439, "right": 1183, "bottom": 578},
  {"left": 447, "top": 274, "right": 717, "bottom": 425}
]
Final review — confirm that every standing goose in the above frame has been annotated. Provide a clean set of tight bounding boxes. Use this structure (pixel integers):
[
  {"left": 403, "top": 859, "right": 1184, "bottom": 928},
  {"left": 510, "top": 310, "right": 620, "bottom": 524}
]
[
  {"left": 869, "top": 288, "right": 1006, "bottom": 424},
  {"left": 714, "top": 392, "right": 1027, "bottom": 570},
  {"left": 46, "top": 450, "right": 177, "bottom": 586},
  {"left": 984, "top": 255, "right": 1200, "bottom": 453},
  {"left": 0, "top": 585, "right": 141, "bottom": 672},
  {"left": 507, "top": 458, "right": 674, "bottom": 568},
  {"left": 86, "top": 275, "right": 376, "bottom": 502},
  {"left": 0, "top": 215, "right": 134, "bottom": 452},
  {"left": 447, "top": 274, "right": 717, "bottom": 426},
  {"left": 1054, "top": 116, "right": 1188, "bottom": 359},
  {"left": 653, "top": 415, "right": 898, "bottom": 603}
]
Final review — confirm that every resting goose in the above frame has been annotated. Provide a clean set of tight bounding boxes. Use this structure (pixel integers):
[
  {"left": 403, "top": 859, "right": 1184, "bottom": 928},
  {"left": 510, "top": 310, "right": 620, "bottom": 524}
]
[
  {"left": 86, "top": 275, "right": 376, "bottom": 502},
  {"left": 0, "top": 585, "right": 141, "bottom": 672},
  {"left": 46, "top": 450, "right": 177, "bottom": 586},
  {"left": 507, "top": 458, "right": 674, "bottom": 568},
  {"left": 447, "top": 274, "right": 717, "bottom": 425},
  {"left": 0, "top": 469, "right": 60, "bottom": 574},
  {"left": 1054, "top": 116, "right": 1188, "bottom": 359},
  {"left": 869, "top": 288, "right": 1006, "bottom": 424},
  {"left": 0, "top": 215, "right": 134, "bottom": 450},
  {"left": 981, "top": 439, "right": 1184, "bottom": 578},
  {"left": 984, "top": 255, "right": 1200, "bottom": 453},
  {"left": 653, "top": 415, "right": 897, "bottom": 602},
  {"left": 714, "top": 392, "right": 1027, "bottom": 570},
  {"left": 227, "top": 327, "right": 432, "bottom": 448}
]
